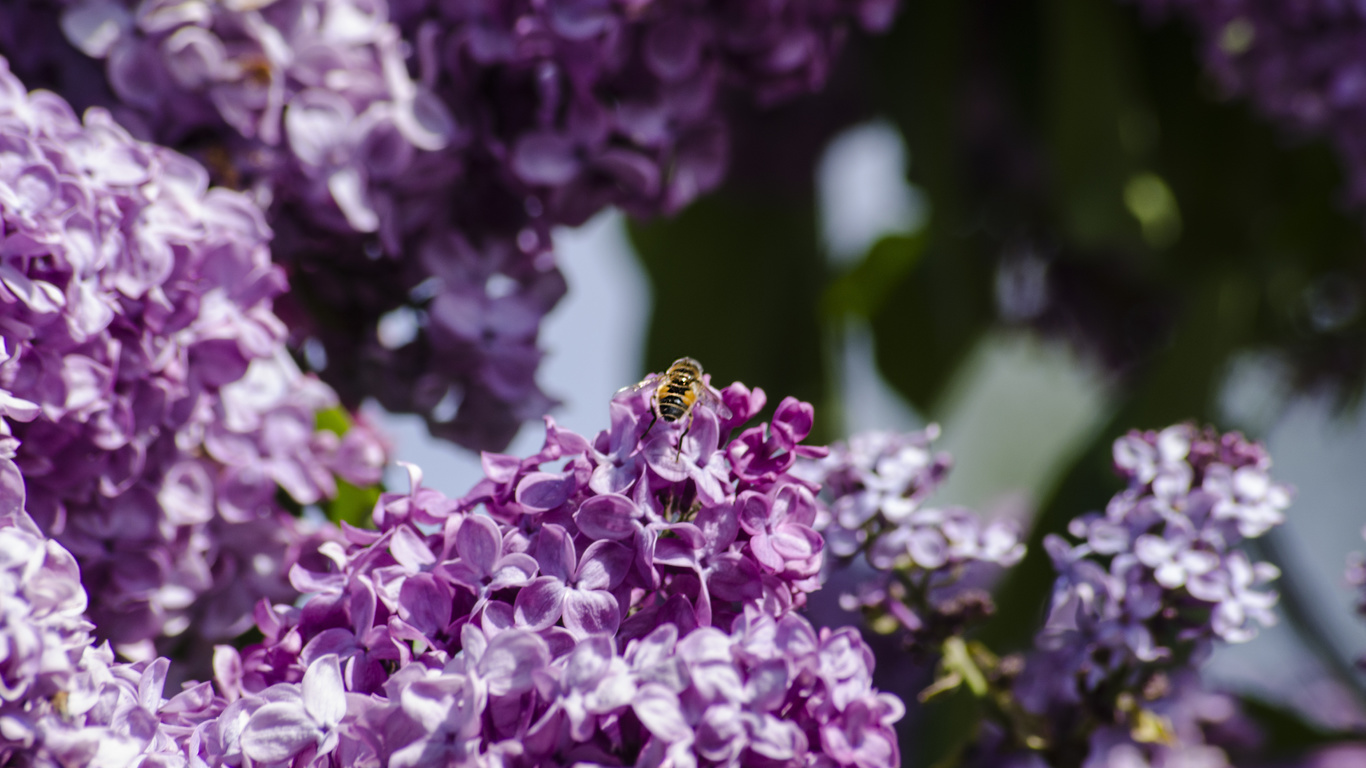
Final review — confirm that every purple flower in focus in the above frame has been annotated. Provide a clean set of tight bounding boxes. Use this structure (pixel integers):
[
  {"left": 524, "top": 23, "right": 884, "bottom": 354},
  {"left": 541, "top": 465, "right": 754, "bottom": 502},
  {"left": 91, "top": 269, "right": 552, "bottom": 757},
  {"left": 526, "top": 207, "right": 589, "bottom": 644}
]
[
  {"left": 513, "top": 523, "right": 632, "bottom": 638},
  {"left": 147, "top": 375, "right": 901, "bottom": 768},
  {"left": 0, "top": 502, "right": 220, "bottom": 767},
  {"left": 240, "top": 654, "right": 347, "bottom": 763}
]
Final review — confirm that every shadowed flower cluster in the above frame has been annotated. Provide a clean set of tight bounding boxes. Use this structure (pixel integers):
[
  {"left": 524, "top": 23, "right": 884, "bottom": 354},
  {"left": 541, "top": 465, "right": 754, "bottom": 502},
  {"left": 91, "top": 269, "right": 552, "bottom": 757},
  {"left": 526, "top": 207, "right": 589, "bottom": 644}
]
[
  {"left": 1014, "top": 424, "right": 1289, "bottom": 759},
  {"left": 1135, "top": 0, "right": 1366, "bottom": 208},
  {"left": 24, "top": 0, "right": 898, "bottom": 451},
  {"left": 0, "top": 57, "right": 386, "bottom": 653},
  {"left": 802, "top": 427, "right": 1025, "bottom": 651}
]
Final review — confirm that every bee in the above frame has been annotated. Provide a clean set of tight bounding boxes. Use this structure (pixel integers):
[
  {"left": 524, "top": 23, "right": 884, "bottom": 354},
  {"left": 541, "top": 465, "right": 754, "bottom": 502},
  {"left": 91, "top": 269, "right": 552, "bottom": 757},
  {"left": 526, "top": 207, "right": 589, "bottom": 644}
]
[{"left": 617, "top": 357, "right": 732, "bottom": 452}]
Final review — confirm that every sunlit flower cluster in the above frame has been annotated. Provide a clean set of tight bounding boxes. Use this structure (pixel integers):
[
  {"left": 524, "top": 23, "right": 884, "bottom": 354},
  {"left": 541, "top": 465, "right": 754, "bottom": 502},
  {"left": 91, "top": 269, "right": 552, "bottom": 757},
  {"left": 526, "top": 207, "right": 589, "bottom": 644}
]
[
  {"left": 0, "top": 57, "right": 385, "bottom": 651},
  {"left": 4, "top": 372, "right": 904, "bottom": 767},
  {"left": 1136, "top": 0, "right": 1366, "bottom": 206}
]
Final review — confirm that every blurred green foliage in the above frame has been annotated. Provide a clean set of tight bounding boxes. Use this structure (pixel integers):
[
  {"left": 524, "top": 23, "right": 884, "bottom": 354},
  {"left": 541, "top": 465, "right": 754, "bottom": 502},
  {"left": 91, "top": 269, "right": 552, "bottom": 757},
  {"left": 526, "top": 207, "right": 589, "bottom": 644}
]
[
  {"left": 629, "top": 0, "right": 1366, "bottom": 764},
  {"left": 316, "top": 406, "right": 384, "bottom": 527}
]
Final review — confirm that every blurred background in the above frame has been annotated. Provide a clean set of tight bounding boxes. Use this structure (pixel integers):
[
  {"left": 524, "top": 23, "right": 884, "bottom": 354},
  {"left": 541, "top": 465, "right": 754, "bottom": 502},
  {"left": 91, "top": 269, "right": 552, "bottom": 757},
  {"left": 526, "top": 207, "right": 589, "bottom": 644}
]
[{"left": 372, "top": 0, "right": 1366, "bottom": 762}]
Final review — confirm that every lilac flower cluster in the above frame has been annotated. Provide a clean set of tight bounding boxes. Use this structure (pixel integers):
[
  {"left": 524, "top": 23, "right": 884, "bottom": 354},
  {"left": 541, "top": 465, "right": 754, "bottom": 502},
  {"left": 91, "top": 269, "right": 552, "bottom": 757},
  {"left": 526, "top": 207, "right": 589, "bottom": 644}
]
[
  {"left": 6, "top": 377, "right": 902, "bottom": 767},
  {"left": 210, "top": 381, "right": 895, "bottom": 767},
  {"left": 0, "top": 56, "right": 386, "bottom": 652},
  {"left": 0, "top": 504, "right": 203, "bottom": 767},
  {"left": 1017, "top": 424, "right": 1290, "bottom": 719},
  {"left": 32, "top": 0, "right": 898, "bottom": 451},
  {"left": 802, "top": 427, "right": 1026, "bottom": 650},
  {"left": 1134, "top": 0, "right": 1366, "bottom": 207}
]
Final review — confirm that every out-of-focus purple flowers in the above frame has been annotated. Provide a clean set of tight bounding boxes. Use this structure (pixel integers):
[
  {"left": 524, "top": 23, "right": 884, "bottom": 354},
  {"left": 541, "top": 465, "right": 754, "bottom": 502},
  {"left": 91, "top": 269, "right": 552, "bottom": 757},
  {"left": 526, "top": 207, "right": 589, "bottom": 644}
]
[
  {"left": 803, "top": 427, "right": 1026, "bottom": 650},
  {"left": 1134, "top": 0, "right": 1366, "bottom": 208},
  {"left": 1016, "top": 424, "right": 1289, "bottom": 748},
  {"left": 0, "top": 505, "right": 211, "bottom": 767},
  {"left": 0, "top": 57, "right": 387, "bottom": 652},
  {"left": 27, "top": 0, "right": 898, "bottom": 451}
]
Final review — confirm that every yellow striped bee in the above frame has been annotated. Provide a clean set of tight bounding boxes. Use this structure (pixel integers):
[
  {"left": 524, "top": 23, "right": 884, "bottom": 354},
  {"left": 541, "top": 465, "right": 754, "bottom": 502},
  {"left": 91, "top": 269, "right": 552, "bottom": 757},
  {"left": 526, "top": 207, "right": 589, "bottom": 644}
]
[{"left": 618, "top": 357, "right": 732, "bottom": 453}]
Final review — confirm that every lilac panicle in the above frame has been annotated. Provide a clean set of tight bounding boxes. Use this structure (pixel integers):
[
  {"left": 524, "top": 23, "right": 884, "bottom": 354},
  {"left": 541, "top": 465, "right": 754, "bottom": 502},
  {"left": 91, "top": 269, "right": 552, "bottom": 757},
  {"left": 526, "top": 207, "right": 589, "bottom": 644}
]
[
  {"left": 165, "top": 376, "right": 903, "bottom": 767},
  {"left": 0, "top": 55, "right": 387, "bottom": 652},
  {"left": 27, "top": 0, "right": 898, "bottom": 452},
  {"left": 802, "top": 427, "right": 1026, "bottom": 650},
  {"left": 0, "top": 498, "right": 221, "bottom": 767},
  {"left": 1017, "top": 424, "right": 1289, "bottom": 731}
]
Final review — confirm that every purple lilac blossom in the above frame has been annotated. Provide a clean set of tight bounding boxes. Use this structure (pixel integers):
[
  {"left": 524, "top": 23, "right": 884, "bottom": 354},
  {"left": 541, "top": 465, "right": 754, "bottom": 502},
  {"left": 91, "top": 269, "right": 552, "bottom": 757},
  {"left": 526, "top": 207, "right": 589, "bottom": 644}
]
[
  {"left": 0, "top": 56, "right": 387, "bottom": 653},
  {"left": 800, "top": 427, "right": 1026, "bottom": 651},
  {"left": 34, "top": 0, "right": 898, "bottom": 452},
  {"left": 1015, "top": 424, "right": 1290, "bottom": 740},
  {"left": 1133, "top": 0, "right": 1366, "bottom": 208},
  {"left": 78, "top": 377, "right": 900, "bottom": 768},
  {"left": 0, "top": 498, "right": 211, "bottom": 767}
]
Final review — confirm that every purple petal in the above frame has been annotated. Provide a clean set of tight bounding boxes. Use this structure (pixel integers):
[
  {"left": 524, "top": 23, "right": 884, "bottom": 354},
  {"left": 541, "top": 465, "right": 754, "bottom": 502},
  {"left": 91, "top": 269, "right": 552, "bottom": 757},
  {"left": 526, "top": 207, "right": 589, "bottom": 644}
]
[
  {"left": 303, "top": 655, "right": 346, "bottom": 729},
  {"left": 737, "top": 491, "right": 771, "bottom": 537},
  {"left": 561, "top": 588, "right": 621, "bottom": 639},
  {"left": 708, "top": 554, "right": 763, "bottom": 601},
  {"left": 478, "top": 630, "right": 550, "bottom": 695},
  {"left": 653, "top": 538, "right": 699, "bottom": 569},
  {"left": 633, "top": 683, "right": 692, "bottom": 742},
  {"left": 513, "top": 576, "right": 566, "bottom": 631},
  {"left": 456, "top": 514, "right": 502, "bottom": 577},
  {"left": 488, "top": 552, "right": 539, "bottom": 590},
  {"left": 390, "top": 524, "right": 437, "bottom": 571},
  {"left": 574, "top": 493, "right": 642, "bottom": 540},
  {"left": 516, "top": 471, "right": 576, "bottom": 512},
  {"left": 399, "top": 573, "right": 454, "bottom": 636},
  {"left": 241, "top": 702, "right": 318, "bottom": 763},
  {"left": 563, "top": 636, "right": 614, "bottom": 689},
  {"left": 535, "top": 524, "right": 577, "bottom": 581},
  {"left": 575, "top": 540, "right": 633, "bottom": 590}
]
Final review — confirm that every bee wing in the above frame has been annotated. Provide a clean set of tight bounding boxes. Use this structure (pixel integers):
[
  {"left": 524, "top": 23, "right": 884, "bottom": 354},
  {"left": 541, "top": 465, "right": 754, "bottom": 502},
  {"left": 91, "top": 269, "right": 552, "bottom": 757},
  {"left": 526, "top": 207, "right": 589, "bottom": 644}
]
[
  {"left": 697, "top": 383, "right": 733, "bottom": 419},
  {"left": 615, "top": 373, "right": 665, "bottom": 397}
]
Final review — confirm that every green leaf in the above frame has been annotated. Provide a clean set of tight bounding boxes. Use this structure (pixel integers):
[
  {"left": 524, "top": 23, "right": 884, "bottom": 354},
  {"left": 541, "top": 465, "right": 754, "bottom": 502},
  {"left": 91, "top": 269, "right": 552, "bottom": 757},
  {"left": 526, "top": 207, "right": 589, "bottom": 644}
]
[
  {"left": 823, "top": 232, "right": 927, "bottom": 319},
  {"left": 628, "top": 191, "right": 830, "bottom": 440},
  {"left": 315, "top": 406, "right": 352, "bottom": 436},
  {"left": 324, "top": 478, "right": 382, "bottom": 528}
]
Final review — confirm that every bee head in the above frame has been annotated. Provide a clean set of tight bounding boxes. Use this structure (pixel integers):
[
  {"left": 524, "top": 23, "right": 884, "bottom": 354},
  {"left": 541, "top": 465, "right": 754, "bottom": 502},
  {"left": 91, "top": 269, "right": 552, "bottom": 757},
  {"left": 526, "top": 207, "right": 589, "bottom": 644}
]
[{"left": 672, "top": 357, "right": 704, "bottom": 382}]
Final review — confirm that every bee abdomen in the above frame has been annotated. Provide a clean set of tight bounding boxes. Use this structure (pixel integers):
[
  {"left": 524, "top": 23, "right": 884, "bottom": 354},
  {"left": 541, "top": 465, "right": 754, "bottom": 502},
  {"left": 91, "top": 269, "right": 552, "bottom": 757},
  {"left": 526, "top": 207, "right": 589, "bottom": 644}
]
[{"left": 658, "top": 393, "right": 688, "bottom": 422}]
